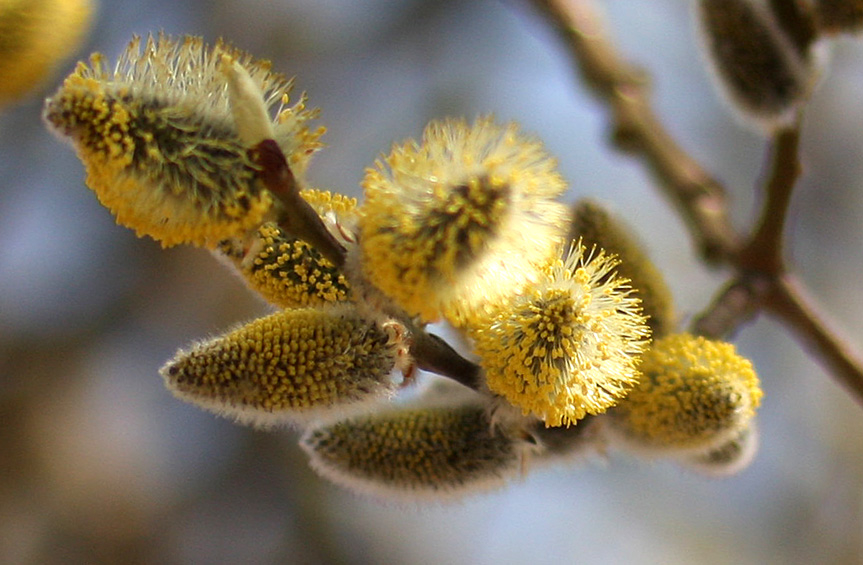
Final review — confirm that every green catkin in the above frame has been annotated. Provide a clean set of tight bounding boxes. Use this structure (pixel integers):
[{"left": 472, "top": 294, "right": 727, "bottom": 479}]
[{"left": 301, "top": 402, "right": 529, "bottom": 500}]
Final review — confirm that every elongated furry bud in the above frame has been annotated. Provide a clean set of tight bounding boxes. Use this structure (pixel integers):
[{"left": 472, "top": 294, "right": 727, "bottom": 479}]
[
  {"left": 161, "top": 305, "right": 410, "bottom": 428},
  {"left": 569, "top": 199, "right": 676, "bottom": 338},
  {"left": 694, "top": 0, "right": 821, "bottom": 132},
  {"left": 301, "top": 389, "right": 534, "bottom": 502},
  {"left": 813, "top": 0, "right": 863, "bottom": 33}
]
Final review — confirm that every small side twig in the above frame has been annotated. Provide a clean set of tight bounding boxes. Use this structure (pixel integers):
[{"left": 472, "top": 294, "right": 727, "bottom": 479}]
[{"left": 252, "top": 139, "right": 347, "bottom": 268}]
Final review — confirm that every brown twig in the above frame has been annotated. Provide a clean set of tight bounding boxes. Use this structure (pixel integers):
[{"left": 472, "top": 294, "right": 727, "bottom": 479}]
[
  {"left": 252, "top": 139, "right": 347, "bottom": 268},
  {"left": 529, "top": 0, "right": 863, "bottom": 405},
  {"left": 738, "top": 126, "right": 802, "bottom": 275},
  {"left": 531, "top": 0, "right": 740, "bottom": 264},
  {"left": 768, "top": 276, "right": 863, "bottom": 402}
]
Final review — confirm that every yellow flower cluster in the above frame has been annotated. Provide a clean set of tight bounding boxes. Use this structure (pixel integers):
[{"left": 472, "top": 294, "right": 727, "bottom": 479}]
[
  {"left": 608, "top": 333, "right": 762, "bottom": 454},
  {"left": 43, "top": 34, "right": 324, "bottom": 248},
  {"left": 473, "top": 243, "right": 650, "bottom": 427},
  {"left": 44, "top": 32, "right": 766, "bottom": 499}
]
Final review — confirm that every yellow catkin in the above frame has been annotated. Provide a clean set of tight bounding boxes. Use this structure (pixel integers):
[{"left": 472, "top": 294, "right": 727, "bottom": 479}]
[
  {"left": 358, "top": 116, "right": 567, "bottom": 322},
  {"left": 569, "top": 199, "right": 676, "bottom": 338},
  {"left": 160, "top": 305, "right": 406, "bottom": 428},
  {"left": 43, "top": 33, "right": 325, "bottom": 248},
  {"left": 472, "top": 243, "right": 649, "bottom": 427},
  {"left": 219, "top": 189, "right": 356, "bottom": 308},
  {"left": 608, "top": 333, "right": 762, "bottom": 454},
  {"left": 301, "top": 402, "right": 527, "bottom": 501},
  {"left": 0, "top": 0, "right": 94, "bottom": 106}
]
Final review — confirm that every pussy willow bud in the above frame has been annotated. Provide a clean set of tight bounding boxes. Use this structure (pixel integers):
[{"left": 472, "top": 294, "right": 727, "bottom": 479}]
[
  {"left": 0, "top": 0, "right": 94, "bottom": 107},
  {"left": 694, "top": 0, "right": 820, "bottom": 131},
  {"left": 569, "top": 199, "right": 676, "bottom": 338},
  {"left": 217, "top": 189, "right": 355, "bottom": 308},
  {"left": 607, "top": 333, "right": 762, "bottom": 457},
  {"left": 813, "top": 0, "right": 863, "bottom": 33},
  {"left": 678, "top": 422, "right": 759, "bottom": 476},
  {"left": 529, "top": 415, "right": 604, "bottom": 464},
  {"left": 161, "top": 305, "right": 410, "bottom": 428},
  {"left": 471, "top": 242, "right": 649, "bottom": 428},
  {"left": 357, "top": 116, "right": 568, "bottom": 322},
  {"left": 43, "top": 33, "right": 324, "bottom": 248},
  {"left": 300, "top": 394, "right": 534, "bottom": 501}
]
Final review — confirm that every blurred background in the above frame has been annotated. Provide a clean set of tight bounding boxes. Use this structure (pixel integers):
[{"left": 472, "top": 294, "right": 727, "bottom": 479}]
[{"left": 2, "top": 0, "right": 863, "bottom": 563}]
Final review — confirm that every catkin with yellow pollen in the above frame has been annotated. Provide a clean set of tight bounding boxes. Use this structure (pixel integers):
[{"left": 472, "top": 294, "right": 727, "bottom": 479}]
[
  {"left": 357, "top": 116, "right": 568, "bottom": 322},
  {"left": 301, "top": 398, "right": 531, "bottom": 501},
  {"left": 607, "top": 333, "right": 762, "bottom": 455},
  {"left": 160, "top": 304, "right": 409, "bottom": 428},
  {"left": 472, "top": 242, "right": 650, "bottom": 427},
  {"left": 218, "top": 188, "right": 356, "bottom": 308},
  {"left": 43, "top": 33, "right": 325, "bottom": 248},
  {"left": 0, "top": 0, "right": 94, "bottom": 107}
]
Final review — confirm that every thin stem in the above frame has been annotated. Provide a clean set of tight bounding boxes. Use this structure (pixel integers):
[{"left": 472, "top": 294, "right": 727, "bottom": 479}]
[
  {"left": 767, "top": 276, "right": 863, "bottom": 405},
  {"left": 410, "top": 329, "right": 482, "bottom": 390},
  {"left": 738, "top": 126, "right": 802, "bottom": 275},
  {"left": 252, "top": 139, "right": 347, "bottom": 268}
]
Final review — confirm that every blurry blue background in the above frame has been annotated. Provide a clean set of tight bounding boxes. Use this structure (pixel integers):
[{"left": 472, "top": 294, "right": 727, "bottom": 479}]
[{"left": 2, "top": 0, "right": 863, "bottom": 563}]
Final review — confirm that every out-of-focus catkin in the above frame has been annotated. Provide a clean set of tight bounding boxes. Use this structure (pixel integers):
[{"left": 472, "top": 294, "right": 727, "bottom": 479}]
[
  {"left": 568, "top": 199, "right": 676, "bottom": 338},
  {"left": 0, "top": 0, "right": 94, "bottom": 107},
  {"left": 694, "top": 0, "right": 821, "bottom": 132},
  {"left": 301, "top": 398, "right": 531, "bottom": 501}
]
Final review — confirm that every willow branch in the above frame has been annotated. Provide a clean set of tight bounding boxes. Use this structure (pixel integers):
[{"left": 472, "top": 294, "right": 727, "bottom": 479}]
[
  {"left": 531, "top": 0, "right": 740, "bottom": 263},
  {"left": 768, "top": 276, "right": 863, "bottom": 404},
  {"left": 529, "top": 0, "right": 863, "bottom": 404},
  {"left": 738, "top": 126, "right": 802, "bottom": 275}
]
